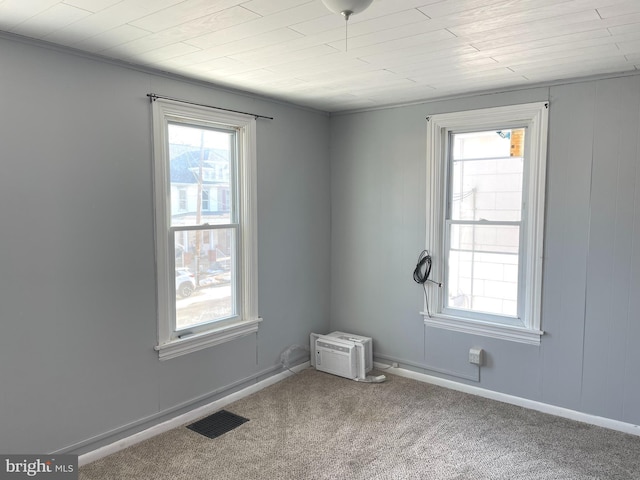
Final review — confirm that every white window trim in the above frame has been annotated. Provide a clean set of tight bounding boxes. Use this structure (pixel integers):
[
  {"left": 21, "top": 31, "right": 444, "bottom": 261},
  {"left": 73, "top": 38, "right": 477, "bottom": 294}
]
[
  {"left": 151, "top": 98, "right": 260, "bottom": 360},
  {"left": 424, "top": 102, "right": 548, "bottom": 345}
]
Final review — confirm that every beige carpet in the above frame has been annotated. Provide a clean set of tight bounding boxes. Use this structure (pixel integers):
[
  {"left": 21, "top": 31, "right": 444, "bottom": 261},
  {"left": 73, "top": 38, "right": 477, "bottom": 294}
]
[{"left": 80, "top": 368, "right": 640, "bottom": 479}]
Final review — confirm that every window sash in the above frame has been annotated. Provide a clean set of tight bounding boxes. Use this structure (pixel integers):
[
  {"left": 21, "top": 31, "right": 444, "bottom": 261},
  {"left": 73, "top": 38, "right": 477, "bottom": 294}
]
[
  {"left": 443, "top": 220, "right": 524, "bottom": 325},
  {"left": 167, "top": 122, "right": 238, "bottom": 228},
  {"left": 169, "top": 224, "right": 240, "bottom": 338},
  {"left": 443, "top": 127, "right": 527, "bottom": 324},
  {"left": 165, "top": 121, "right": 240, "bottom": 337}
]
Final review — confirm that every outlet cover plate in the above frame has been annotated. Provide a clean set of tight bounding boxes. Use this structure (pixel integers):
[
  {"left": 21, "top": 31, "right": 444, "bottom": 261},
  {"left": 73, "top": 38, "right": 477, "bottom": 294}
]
[{"left": 469, "top": 347, "right": 483, "bottom": 365}]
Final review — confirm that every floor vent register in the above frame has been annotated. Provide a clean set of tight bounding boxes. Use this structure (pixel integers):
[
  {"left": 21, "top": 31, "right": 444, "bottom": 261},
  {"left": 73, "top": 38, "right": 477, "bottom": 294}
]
[{"left": 186, "top": 410, "right": 249, "bottom": 439}]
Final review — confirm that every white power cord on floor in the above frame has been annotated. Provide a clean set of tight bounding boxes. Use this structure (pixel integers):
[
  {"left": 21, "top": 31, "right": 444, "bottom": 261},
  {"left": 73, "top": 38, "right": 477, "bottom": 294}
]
[
  {"left": 355, "top": 375, "right": 387, "bottom": 383},
  {"left": 280, "top": 344, "right": 310, "bottom": 374}
]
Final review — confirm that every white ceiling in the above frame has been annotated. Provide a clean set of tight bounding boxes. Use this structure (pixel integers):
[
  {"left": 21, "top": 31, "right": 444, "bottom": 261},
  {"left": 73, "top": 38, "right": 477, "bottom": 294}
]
[{"left": 2, "top": 0, "right": 639, "bottom": 112}]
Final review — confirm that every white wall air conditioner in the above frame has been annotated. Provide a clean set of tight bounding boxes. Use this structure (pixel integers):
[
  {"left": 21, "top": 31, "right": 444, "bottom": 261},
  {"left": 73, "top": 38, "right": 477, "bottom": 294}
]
[{"left": 309, "top": 331, "right": 373, "bottom": 381}]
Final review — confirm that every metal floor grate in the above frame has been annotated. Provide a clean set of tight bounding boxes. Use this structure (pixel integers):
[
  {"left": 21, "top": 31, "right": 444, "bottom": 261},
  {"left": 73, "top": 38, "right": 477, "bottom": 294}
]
[{"left": 186, "top": 410, "right": 249, "bottom": 439}]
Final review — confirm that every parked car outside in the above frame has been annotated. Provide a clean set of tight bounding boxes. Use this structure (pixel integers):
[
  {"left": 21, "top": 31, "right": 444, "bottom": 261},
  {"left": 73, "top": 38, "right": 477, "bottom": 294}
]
[{"left": 176, "top": 268, "right": 196, "bottom": 298}]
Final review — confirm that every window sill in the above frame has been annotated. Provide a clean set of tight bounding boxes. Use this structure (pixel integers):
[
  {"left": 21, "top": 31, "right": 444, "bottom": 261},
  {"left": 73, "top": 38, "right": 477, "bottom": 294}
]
[
  {"left": 155, "top": 317, "right": 262, "bottom": 360},
  {"left": 422, "top": 313, "right": 543, "bottom": 345}
]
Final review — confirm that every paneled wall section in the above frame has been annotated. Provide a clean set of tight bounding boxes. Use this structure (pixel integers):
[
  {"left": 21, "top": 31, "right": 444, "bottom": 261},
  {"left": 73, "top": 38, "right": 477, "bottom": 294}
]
[{"left": 330, "top": 74, "right": 640, "bottom": 426}]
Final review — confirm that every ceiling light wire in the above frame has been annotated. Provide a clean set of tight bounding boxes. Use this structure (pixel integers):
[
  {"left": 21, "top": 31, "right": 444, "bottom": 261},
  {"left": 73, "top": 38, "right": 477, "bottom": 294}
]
[
  {"left": 321, "top": 0, "right": 374, "bottom": 52},
  {"left": 343, "top": 10, "right": 352, "bottom": 51}
]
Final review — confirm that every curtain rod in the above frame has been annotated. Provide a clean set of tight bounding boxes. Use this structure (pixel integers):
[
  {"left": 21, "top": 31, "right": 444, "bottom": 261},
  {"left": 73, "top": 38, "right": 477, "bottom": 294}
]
[{"left": 147, "top": 93, "right": 274, "bottom": 120}]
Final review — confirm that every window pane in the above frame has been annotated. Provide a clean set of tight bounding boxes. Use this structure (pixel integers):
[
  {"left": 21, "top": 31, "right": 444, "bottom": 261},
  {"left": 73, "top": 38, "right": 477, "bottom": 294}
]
[
  {"left": 446, "top": 249, "right": 519, "bottom": 317},
  {"left": 168, "top": 123, "right": 234, "bottom": 227},
  {"left": 450, "top": 223, "right": 520, "bottom": 254},
  {"left": 174, "top": 228, "right": 236, "bottom": 330},
  {"left": 453, "top": 129, "right": 520, "bottom": 160},
  {"left": 451, "top": 129, "right": 524, "bottom": 222}
]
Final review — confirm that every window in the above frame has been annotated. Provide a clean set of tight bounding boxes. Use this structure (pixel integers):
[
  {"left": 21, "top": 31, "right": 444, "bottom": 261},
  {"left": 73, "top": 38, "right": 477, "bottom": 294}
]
[
  {"left": 178, "top": 189, "right": 187, "bottom": 211},
  {"left": 424, "top": 103, "right": 548, "bottom": 344},
  {"left": 202, "top": 189, "right": 210, "bottom": 211},
  {"left": 220, "top": 188, "right": 230, "bottom": 212},
  {"left": 152, "top": 98, "right": 260, "bottom": 360}
]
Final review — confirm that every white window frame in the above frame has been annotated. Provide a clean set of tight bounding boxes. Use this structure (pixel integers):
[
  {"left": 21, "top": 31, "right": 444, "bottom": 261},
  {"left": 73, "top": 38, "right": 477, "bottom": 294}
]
[
  {"left": 151, "top": 98, "right": 260, "bottom": 360},
  {"left": 424, "top": 102, "right": 548, "bottom": 345}
]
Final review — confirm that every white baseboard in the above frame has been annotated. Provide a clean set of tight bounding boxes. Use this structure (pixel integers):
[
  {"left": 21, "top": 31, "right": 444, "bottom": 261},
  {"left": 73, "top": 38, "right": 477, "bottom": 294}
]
[
  {"left": 79, "top": 361, "right": 310, "bottom": 467},
  {"left": 374, "top": 361, "right": 640, "bottom": 437}
]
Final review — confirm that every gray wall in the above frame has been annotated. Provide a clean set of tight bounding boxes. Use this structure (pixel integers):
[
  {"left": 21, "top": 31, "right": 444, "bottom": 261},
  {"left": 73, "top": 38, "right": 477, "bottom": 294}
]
[
  {"left": 0, "top": 35, "right": 330, "bottom": 454},
  {"left": 330, "top": 74, "right": 640, "bottom": 426}
]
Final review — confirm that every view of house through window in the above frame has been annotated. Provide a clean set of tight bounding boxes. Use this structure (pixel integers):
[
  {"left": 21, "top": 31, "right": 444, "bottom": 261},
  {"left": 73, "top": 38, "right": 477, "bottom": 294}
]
[
  {"left": 168, "top": 123, "right": 237, "bottom": 330},
  {"left": 445, "top": 128, "right": 525, "bottom": 319}
]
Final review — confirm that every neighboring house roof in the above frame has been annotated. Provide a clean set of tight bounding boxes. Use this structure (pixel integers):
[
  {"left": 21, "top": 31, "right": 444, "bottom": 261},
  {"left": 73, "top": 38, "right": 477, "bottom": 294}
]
[{"left": 170, "top": 146, "right": 229, "bottom": 185}]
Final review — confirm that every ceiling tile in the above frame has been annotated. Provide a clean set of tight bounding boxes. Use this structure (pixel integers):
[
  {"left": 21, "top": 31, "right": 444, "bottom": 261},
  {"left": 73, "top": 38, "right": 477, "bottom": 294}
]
[
  {"left": 617, "top": 38, "right": 640, "bottom": 54},
  {"left": 10, "top": 3, "right": 91, "bottom": 38},
  {"left": 100, "top": 6, "right": 259, "bottom": 57},
  {"left": 129, "top": 0, "right": 246, "bottom": 33},
  {"left": 184, "top": 1, "right": 329, "bottom": 49},
  {"left": 42, "top": 0, "right": 183, "bottom": 44},
  {"left": 609, "top": 20, "right": 640, "bottom": 35},
  {"left": 242, "top": 0, "right": 313, "bottom": 17},
  {"left": 490, "top": 39, "right": 622, "bottom": 64},
  {"left": 509, "top": 50, "right": 628, "bottom": 72},
  {"left": 0, "top": 0, "right": 60, "bottom": 30},
  {"left": 136, "top": 42, "right": 202, "bottom": 63},
  {"left": 396, "top": 57, "right": 501, "bottom": 78},
  {"left": 597, "top": 0, "right": 640, "bottom": 18},
  {"left": 419, "top": 0, "right": 560, "bottom": 22},
  {"left": 518, "top": 57, "right": 634, "bottom": 79},
  {"left": 447, "top": 3, "right": 598, "bottom": 37},
  {"left": 62, "top": 0, "right": 122, "bottom": 13},
  {"left": 159, "top": 28, "right": 303, "bottom": 67},
  {"left": 269, "top": 56, "right": 374, "bottom": 77},
  {"left": 77, "top": 24, "right": 153, "bottom": 53},
  {"left": 455, "top": 9, "right": 602, "bottom": 44},
  {"left": 226, "top": 30, "right": 342, "bottom": 63},
  {"left": 472, "top": 28, "right": 612, "bottom": 52},
  {"left": 359, "top": 44, "right": 480, "bottom": 68}
]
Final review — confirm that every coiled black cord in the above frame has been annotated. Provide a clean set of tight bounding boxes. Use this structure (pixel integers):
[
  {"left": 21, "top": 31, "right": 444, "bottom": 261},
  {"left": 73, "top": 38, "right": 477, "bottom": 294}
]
[
  {"left": 413, "top": 250, "right": 432, "bottom": 284},
  {"left": 413, "top": 250, "right": 442, "bottom": 317}
]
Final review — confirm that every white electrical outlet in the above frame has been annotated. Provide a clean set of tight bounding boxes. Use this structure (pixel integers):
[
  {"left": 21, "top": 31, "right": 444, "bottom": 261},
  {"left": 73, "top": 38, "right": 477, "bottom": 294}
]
[{"left": 469, "top": 347, "right": 483, "bottom": 365}]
